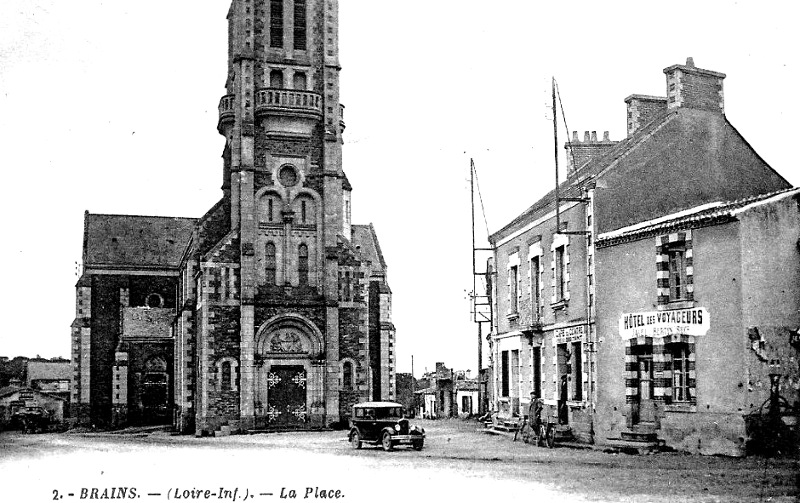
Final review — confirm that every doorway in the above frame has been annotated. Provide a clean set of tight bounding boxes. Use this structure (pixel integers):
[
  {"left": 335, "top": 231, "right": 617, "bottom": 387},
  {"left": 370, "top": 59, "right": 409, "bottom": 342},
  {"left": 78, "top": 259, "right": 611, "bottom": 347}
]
[
  {"left": 266, "top": 365, "right": 307, "bottom": 427},
  {"left": 634, "top": 352, "right": 656, "bottom": 425}
]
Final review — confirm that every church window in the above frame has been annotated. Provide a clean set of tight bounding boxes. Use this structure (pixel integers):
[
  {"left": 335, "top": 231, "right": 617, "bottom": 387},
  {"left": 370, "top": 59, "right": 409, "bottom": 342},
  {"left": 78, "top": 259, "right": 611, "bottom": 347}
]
[
  {"left": 270, "top": 0, "right": 283, "bottom": 48},
  {"left": 146, "top": 293, "right": 164, "bottom": 308},
  {"left": 298, "top": 244, "right": 309, "bottom": 286},
  {"left": 293, "top": 0, "right": 307, "bottom": 50},
  {"left": 279, "top": 165, "right": 298, "bottom": 187},
  {"left": 270, "top": 69, "right": 284, "bottom": 89},
  {"left": 221, "top": 361, "right": 232, "bottom": 390},
  {"left": 342, "top": 361, "right": 353, "bottom": 390},
  {"left": 301, "top": 200, "right": 307, "bottom": 223},
  {"left": 268, "top": 198, "right": 274, "bottom": 222},
  {"left": 265, "top": 242, "right": 277, "bottom": 285},
  {"left": 215, "top": 358, "right": 239, "bottom": 392}
]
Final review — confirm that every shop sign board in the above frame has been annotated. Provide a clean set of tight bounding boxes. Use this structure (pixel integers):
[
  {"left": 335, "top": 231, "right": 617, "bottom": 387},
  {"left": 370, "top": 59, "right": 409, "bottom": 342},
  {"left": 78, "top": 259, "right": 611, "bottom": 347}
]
[
  {"left": 619, "top": 307, "right": 709, "bottom": 339},
  {"left": 554, "top": 324, "right": 586, "bottom": 344}
]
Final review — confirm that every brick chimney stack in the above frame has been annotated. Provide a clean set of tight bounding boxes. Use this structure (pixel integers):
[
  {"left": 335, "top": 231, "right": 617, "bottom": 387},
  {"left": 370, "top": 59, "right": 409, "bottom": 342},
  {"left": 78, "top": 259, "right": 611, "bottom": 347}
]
[
  {"left": 624, "top": 94, "right": 668, "bottom": 137},
  {"left": 565, "top": 131, "right": 618, "bottom": 174},
  {"left": 663, "top": 57, "right": 726, "bottom": 113}
]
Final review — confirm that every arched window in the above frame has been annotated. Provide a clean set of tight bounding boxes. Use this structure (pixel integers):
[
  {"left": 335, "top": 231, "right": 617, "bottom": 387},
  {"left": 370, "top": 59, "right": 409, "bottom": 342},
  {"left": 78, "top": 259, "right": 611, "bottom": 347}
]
[
  {"left": 265, "top": 242, "right": 277, "bottom": 285},
  {"left": 263, "top": 194, "right": 280, "bottom": 223},
  {"left": 342, "top": 361, "right": 353, "bottom": 391},
  {"left": 298, "top": 244, "right": 309, "bottom": 286},
  {"left": 293, "top": 72, "right": 307, "bottom": 90},
  {"left": 270, "top": 69, "right": 284, "bottom": 89},
  {"left": 215, "top": 358, "right": 239, "bottom": 392},
  {"left": 293, "top": 195, "right": 315, "bottom": 225},
  {"left": 221, "top": 361, "right": 232, "bottom": 390}
]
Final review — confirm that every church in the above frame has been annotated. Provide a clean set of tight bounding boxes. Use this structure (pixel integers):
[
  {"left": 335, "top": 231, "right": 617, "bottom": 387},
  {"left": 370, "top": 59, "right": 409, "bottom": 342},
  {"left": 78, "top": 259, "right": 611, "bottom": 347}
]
[{"left": 70, "top": 0, "right": 396, "bottom": 435}]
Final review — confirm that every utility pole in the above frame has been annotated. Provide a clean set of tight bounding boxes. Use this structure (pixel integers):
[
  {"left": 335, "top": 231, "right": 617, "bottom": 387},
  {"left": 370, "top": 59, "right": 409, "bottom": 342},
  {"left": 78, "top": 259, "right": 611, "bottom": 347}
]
[{"left": 471, "top": 159, "right": 493, "bottom": 415}]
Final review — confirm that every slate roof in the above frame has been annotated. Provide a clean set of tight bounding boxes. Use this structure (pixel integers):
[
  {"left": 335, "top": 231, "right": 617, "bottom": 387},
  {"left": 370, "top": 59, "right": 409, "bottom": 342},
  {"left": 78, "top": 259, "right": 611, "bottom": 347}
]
[
  {"left": 352, "top": 224, "right": 387, "bottom": 274},
  {"left": 597, "top": 187, "right": 800, "bottom": 247},
  {"left": 490, "top": 105, "right": 791, "bottom": 243},
  {"left": 489, "top": 108, "right": 678, "bottom": 243},
  {"left": 26, "top": 360, "right": 71, "bottom": 384},
  {"left": 83, "top": 212, "right": 197, "bottom": 269}
]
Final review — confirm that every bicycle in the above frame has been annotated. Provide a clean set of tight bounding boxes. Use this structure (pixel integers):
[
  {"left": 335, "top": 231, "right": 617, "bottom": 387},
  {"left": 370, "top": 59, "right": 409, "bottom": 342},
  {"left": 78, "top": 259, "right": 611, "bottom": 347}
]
[{"left": 514, "top": 414, "right": 555, "bottom": 448}]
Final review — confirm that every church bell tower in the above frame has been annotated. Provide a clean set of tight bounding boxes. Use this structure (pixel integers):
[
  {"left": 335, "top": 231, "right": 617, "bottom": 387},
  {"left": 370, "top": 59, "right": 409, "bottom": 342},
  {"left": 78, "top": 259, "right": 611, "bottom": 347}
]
[{"left": 178, "top": 0, "right": 392, "bottom": 436}]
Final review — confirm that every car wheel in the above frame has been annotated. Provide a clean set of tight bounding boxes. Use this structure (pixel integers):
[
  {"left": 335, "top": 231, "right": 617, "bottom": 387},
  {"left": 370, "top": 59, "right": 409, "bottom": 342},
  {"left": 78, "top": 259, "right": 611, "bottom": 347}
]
[
  {"left": 349, "top": 430, "right": 362, "bottom": 450},
  {"left": 412, "top": 439, "right": 424, "bottom": 451},
  {"left": 381, "top": 431, "right": 394, "bottom": 452}
]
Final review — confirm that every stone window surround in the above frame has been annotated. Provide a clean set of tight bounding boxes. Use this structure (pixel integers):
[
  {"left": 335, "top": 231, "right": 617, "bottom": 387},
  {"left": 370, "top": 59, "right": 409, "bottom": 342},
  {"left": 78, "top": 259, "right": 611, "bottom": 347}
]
[
  {"left": 506, "top": 251, "right": 520, "bottom": 317},
  {"left": 551, "top": 232, "right": 570, "bottom": 305},
  {"left": 528, "top": 241, "right": 543, "bottom": 321},
  {"left": 215, "top": 357, "right": 240, "bottom": 392},
  {"left": 656, "top": 231, "right": 694, "bottom": 308},
  {"left": 339, "top": 358, "right": 357, "bottom": 390},
  {"left": 624, "top": 335, "right": 697, "bottom": 408}
]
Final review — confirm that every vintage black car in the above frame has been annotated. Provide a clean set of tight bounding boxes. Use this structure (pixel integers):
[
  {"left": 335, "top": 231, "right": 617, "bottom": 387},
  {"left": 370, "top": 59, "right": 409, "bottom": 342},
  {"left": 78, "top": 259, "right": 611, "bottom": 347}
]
[{"left": 348, "top": 401, "right": 425, "bottom": 451}]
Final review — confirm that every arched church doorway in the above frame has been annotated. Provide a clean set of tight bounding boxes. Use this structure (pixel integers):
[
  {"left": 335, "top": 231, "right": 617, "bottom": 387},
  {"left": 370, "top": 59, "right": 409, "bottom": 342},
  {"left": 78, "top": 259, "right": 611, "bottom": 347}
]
[{"left": 254, "top": 314, "right": 324, "bottom": 429}]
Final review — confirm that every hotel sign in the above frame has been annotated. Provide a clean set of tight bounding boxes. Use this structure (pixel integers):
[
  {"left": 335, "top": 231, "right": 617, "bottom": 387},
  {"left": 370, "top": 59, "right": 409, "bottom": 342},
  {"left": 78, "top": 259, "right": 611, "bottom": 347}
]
[
  {"left": 619, "top": 307, "right": 709, "bottom": 340},
  {"left": 554, "top": 324, "right": 586, "bottom": 344}
]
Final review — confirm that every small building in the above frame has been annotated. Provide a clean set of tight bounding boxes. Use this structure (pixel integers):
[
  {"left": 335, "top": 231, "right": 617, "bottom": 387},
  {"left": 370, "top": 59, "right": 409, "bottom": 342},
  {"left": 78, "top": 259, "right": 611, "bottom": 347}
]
[
  {"left": 595, "top": 189, "right": 800, "bottom": 456},
  {"left": 455, "top": 379, "right": 479, "bottom": 418},
  {"left": 26, "top": 358, "right": 71, "bottom": 401},
  {"left": 413, "top": 364, "right": 478, "bottom": 418},
  {"left": 0, "top": 385, "right": 66, "bottom": 428},
  {"left": 414, "top": 387, "right": 437, "bottom": 419}
]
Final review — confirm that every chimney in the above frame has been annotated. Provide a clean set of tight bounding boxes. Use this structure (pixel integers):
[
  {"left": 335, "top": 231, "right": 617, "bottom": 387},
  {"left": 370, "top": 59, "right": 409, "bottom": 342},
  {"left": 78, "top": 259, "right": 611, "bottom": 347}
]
[
  {"left": 624, "top": 94, "right": 668, "bottom": 137},
  {"left": 663, "top": 57, "right": 726, "bottom": 113},
  {"left": 564, "top": 130, "right": 618, "bottom": 174}
]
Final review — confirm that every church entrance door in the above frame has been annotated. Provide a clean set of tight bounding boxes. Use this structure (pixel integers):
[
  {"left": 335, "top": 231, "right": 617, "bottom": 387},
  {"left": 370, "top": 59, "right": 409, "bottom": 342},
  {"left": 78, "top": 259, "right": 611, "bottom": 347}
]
[{"left": 266, "top": 365, "right": 307, "bottom": 428}]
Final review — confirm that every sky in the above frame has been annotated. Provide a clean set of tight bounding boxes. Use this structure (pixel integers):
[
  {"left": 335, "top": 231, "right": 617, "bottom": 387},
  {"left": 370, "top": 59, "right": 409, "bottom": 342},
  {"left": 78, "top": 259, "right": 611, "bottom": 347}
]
[{"left": 1, "top": 1, "right": 798, "bottom": 377}]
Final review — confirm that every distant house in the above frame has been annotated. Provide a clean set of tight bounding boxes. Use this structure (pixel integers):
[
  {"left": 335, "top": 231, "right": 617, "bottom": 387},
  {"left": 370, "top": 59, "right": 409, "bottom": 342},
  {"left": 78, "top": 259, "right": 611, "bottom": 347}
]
[
  {"left": 0, "top": 385, "right": 66, "bottom": 428},
  {"left": 413, "top": 364, "right": 479, "bottom": 419},
  {"left": 27, "top": 358, "right": 71, "bottom": 402},
  {"left": 455, "top": 379, "right": 479, "bottom": 418}
]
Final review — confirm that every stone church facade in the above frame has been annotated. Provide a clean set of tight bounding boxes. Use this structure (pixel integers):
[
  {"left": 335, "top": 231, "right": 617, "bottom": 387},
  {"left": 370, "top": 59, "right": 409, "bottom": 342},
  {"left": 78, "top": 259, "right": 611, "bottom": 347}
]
[{"left": 71, "top": 0, "right": 396, "bottom": 435}]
